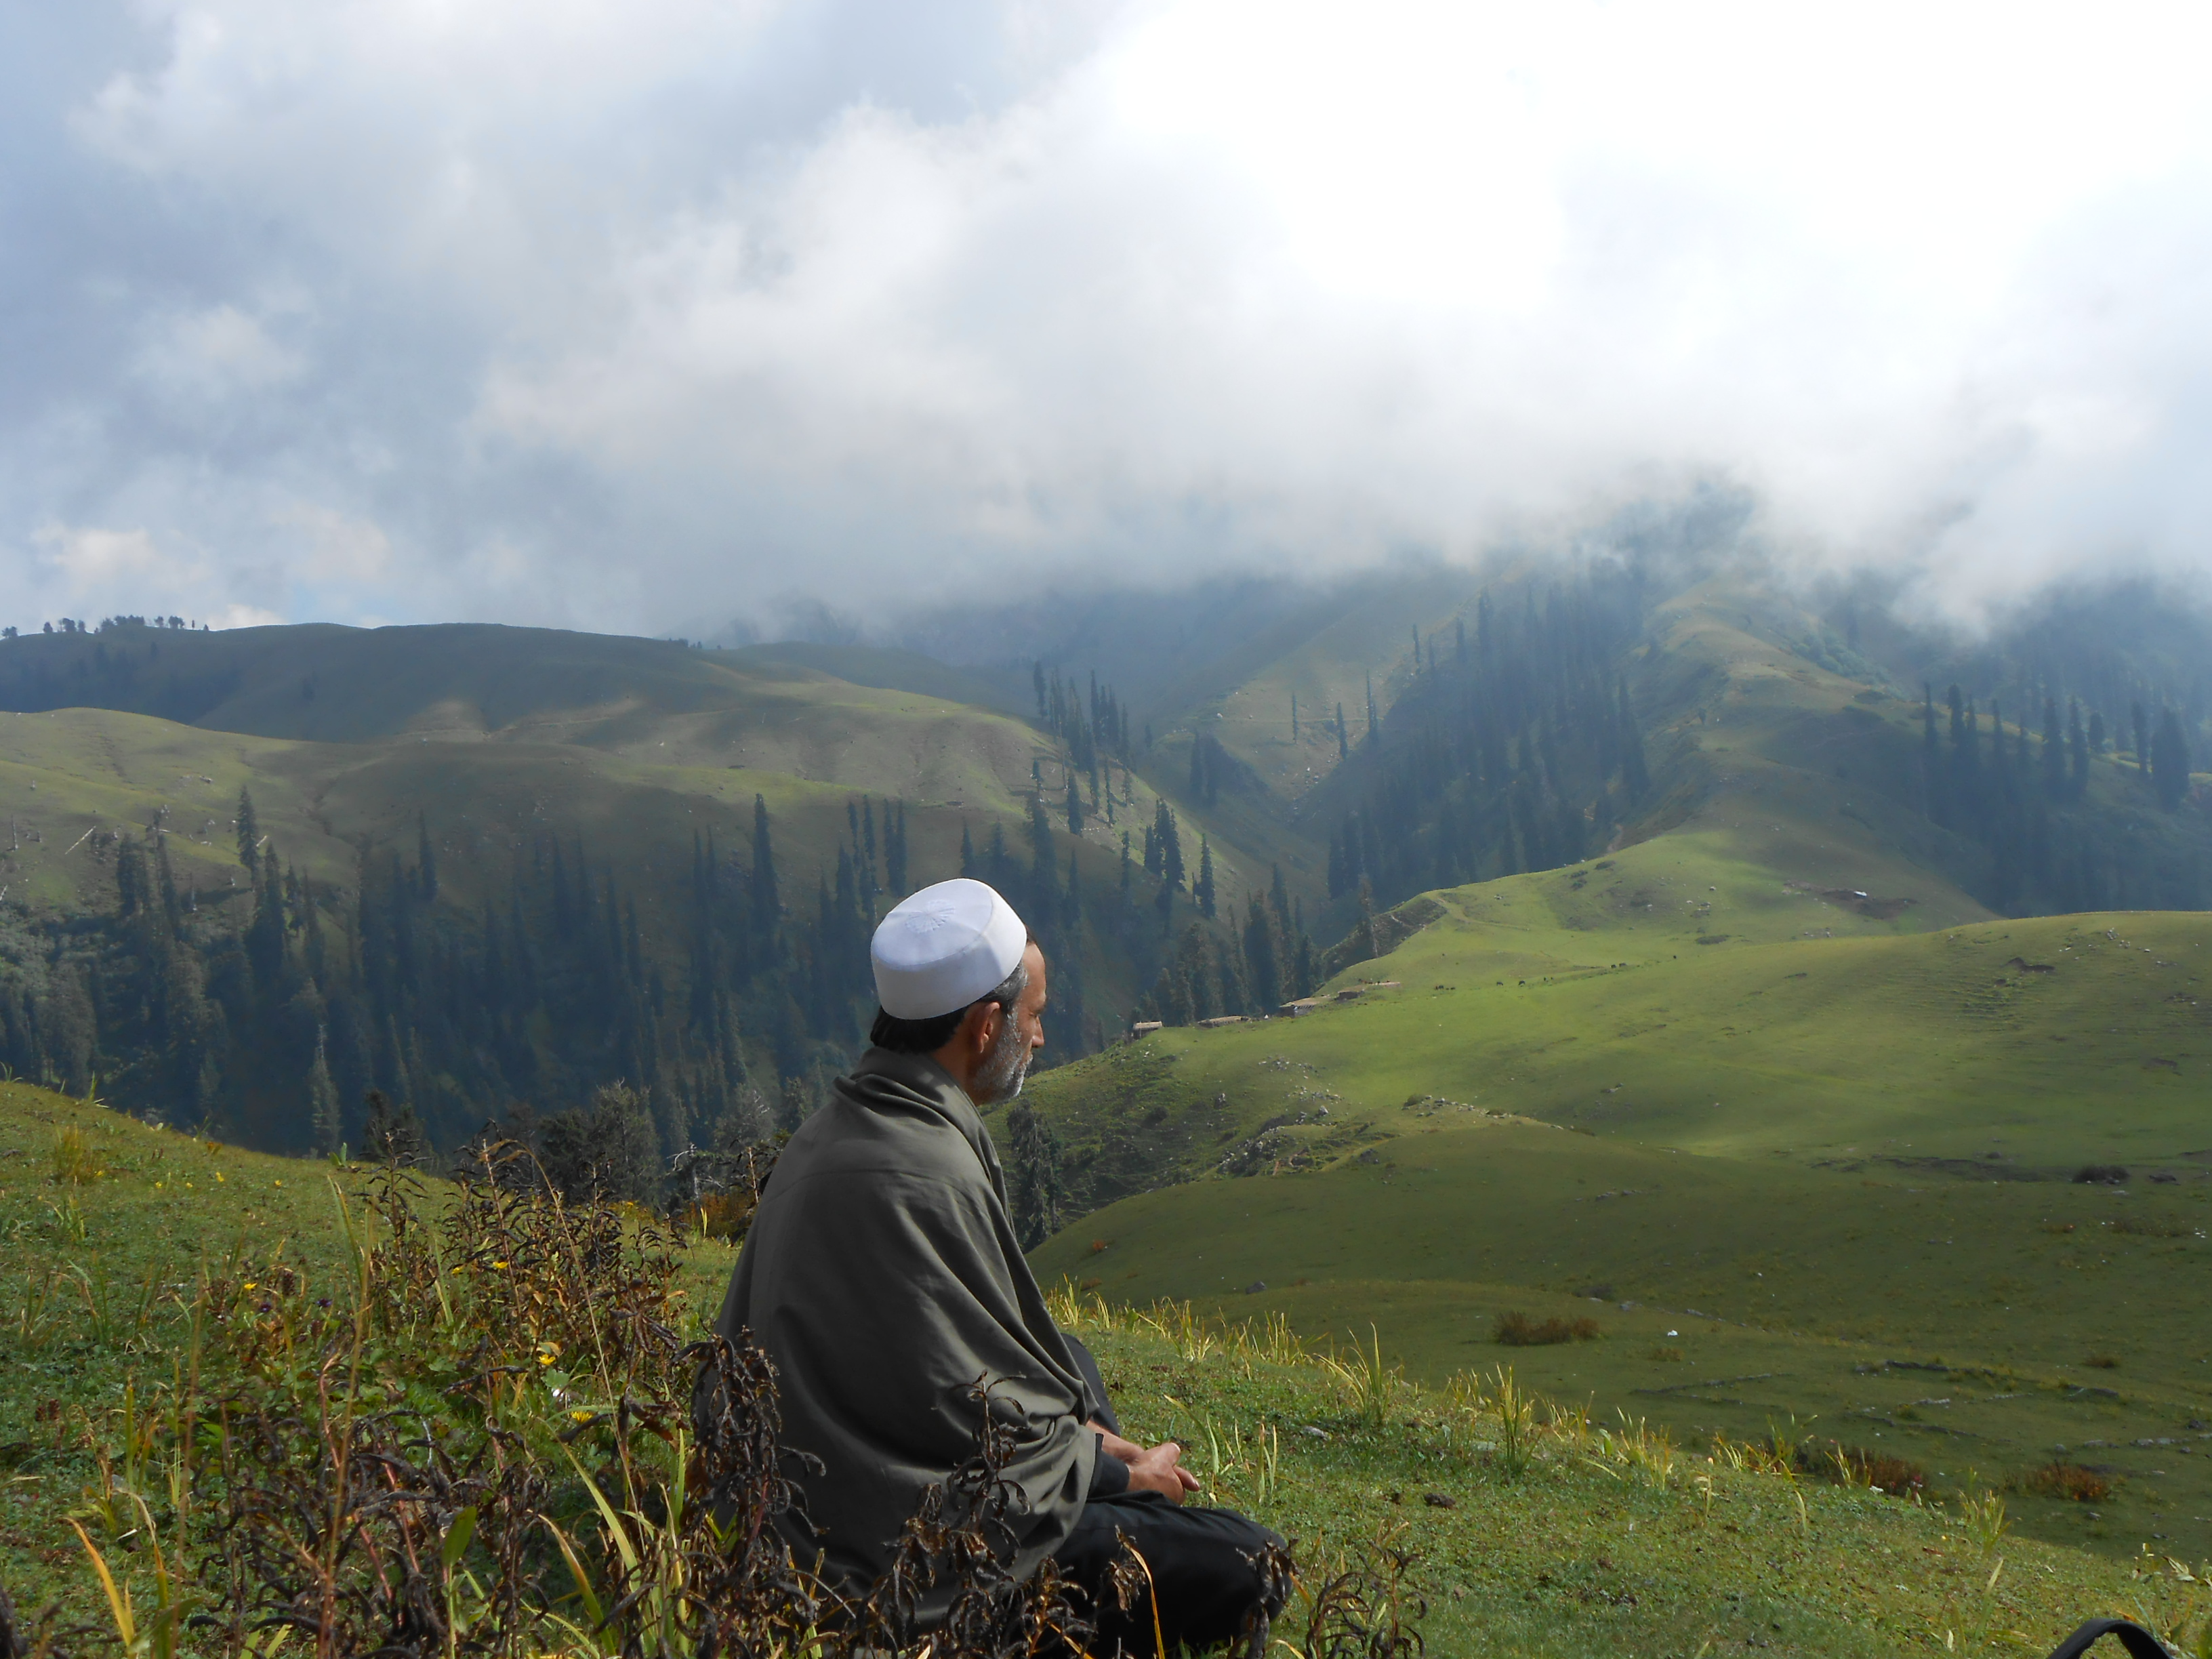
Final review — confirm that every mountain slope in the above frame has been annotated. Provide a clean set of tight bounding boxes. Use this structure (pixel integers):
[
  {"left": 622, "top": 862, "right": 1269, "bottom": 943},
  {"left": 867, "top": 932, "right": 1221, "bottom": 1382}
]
[{"left": 1019, "top": 900, "right": 2212, "bottom": 1559}]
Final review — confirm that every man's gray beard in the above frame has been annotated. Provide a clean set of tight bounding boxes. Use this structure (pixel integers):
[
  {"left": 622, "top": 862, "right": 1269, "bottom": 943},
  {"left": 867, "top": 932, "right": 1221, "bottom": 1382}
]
[{"left": 970, "top": 1012, "right": 1031, "bottom": 1106}]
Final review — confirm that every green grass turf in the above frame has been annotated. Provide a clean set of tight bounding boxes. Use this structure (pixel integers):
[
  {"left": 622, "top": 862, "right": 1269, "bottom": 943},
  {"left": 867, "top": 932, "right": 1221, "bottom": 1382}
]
[
  {"left": 1017, "top": 844, "right": 2212, "bottom": 1563},
  {"left": 5, "top": 1080, "right": 2203, "bottom": 1657}
]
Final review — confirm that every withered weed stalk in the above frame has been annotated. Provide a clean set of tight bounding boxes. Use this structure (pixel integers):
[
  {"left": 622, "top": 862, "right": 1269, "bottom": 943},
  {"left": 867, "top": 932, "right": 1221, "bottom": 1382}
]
[
  {"left": 51, "top": 1126, "right": 107, "bottom": 1186},
  {"left": 1322, "top": 1327, "right": 1402, "bottom": 1437},
  {"left": 1959, "top": 1485, "right": 2011, "bottom": 1559},
  {"left": 1273, "top": 1527, "right": 1422, "bottom": 1659},
  {"left": 60, "top": 1142, "right": 1200, "bottom": 1659}
]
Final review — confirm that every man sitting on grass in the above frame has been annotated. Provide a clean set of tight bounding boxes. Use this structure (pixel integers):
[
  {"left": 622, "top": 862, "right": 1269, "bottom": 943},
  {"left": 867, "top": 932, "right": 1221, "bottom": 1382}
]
[{"left": 705, "top": 877, "right": 1284, "bottom": 1652}]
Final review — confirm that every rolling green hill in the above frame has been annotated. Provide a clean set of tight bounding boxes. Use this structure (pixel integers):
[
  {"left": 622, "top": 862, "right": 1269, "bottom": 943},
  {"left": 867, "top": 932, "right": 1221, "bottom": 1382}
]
[
  {"left": 1007, "top": 579, "right": 2212, "bottom": 1563},
  {"left": 0, "top": 625, "right": 1300, "bottom": 1153},
  {"left": 1017, "top": 884, "right": 2212, "bottom": 1561},
  {"left": 3, "top": 1079, "right": 2199, "bottom": 1659}
]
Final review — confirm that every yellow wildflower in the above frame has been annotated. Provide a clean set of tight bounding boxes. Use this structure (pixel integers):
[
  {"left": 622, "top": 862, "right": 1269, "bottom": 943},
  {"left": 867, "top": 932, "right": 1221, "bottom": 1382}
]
[
  {"left": 491, "top": 1260, "right": 510, "bottom": 1271},
  {"left": 243, "top": 1282, "right": 258, "bottom": 1291},
  {"left": 570, "top": 1410, "right": 593, "bottom": 1423}
]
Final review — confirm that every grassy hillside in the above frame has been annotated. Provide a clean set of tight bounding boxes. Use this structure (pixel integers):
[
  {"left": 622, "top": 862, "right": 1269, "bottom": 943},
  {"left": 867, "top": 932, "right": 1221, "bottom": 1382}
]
[
  {"left": 1017, "top": 873, "right": 2212, "bottom": 1562},
  {"left": 0, "top": 702, "right": 1135, "bottom": 993},
  {"left": 0, "top": 621, "right": 1298, "bottom": 962},
  {"left": 3, "top": 1080, "right": 2203, "bottom": 1658}
]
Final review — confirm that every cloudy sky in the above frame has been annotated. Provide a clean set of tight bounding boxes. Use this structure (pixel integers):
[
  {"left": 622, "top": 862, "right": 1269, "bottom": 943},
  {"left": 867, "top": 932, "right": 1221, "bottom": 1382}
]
[{"left": 4, "top": 0, "right": 2210, "bottom": 637}]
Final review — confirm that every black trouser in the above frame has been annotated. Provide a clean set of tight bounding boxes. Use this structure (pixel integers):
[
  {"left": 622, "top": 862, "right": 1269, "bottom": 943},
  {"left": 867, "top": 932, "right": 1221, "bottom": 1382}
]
[{"left": 1056, "top": 1340, "right": 1286, "bottom": 1656}]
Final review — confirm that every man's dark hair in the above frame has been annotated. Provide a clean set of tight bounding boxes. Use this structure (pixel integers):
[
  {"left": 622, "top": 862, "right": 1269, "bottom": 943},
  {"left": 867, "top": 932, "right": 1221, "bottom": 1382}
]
[{"left": 869, "top": 945, "right": 1031, "bottom": 1054}]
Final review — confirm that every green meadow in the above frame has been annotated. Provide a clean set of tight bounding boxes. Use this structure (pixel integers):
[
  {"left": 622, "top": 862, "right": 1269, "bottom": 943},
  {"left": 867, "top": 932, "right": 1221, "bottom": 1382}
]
[
  {"left": 6, "top": 1080, "right": 2207, "bottom": 1658},
  {"left": 1019, "top": 831, "right": 2212, "bottom": 1563}
]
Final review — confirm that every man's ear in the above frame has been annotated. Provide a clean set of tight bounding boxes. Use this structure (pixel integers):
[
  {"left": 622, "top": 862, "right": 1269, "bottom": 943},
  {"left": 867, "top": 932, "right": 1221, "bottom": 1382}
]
[{"left": 965, "top": 998, "right": 1003, "bottom": 1056}]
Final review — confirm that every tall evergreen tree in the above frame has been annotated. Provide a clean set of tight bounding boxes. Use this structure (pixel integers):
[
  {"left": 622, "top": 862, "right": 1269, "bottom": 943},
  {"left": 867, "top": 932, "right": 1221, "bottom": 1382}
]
[
  {"left": 236, "top": 786, "right": 260, "bottom": 875},
  {"left": 1195, "top": 838, "right": 1216, "bottom": 919},
  {"left": 308, "top": 1025, "right": 340, "bottom": 1155},
  {"left": 1242, "top": 892, "right": 1282, "bottom": 1010},
  {"left": 2041, "top": 697, "right": 2066, "bottom": 800},
  {"left": 750, "top": 795, "right": 779, "bottom": 935},
  {"left": 1618, "top": 678, "right": 1650, "bottom": 797},
  {"left": 1006, "top": 1105, "right": 1064, "bottom": 1250},
  {"left": 2154, "top": 706, "right": 2192, "bottom": 809},
  {"left": 1336, "top": 703, "right": 1349, "bottom": 761},
  {"left": 886, "top": 799, "right": 909, "bottom": 893}
]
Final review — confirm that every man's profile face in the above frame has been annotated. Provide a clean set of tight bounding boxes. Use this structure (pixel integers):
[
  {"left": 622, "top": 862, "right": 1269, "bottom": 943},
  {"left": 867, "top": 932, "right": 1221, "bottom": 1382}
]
[{"left": 973, "top": 943, "right": 1048, "bottom": 1105}]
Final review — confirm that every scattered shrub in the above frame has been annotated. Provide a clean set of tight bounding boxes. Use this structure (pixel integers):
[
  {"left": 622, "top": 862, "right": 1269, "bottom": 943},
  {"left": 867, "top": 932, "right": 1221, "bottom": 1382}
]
[
  {"left": 1496, "top": 1311, "right": 1602, "bottom": 1347},
  {"left": 1798, "top": 1440, "right": 1927, "bottom": 1494},
  {"left": 1646, "top": 1345, "right": 1685, "bottom": 1362},
  {"left": 2112, "top": 1215, "right": 2187, "bottom": 1237},
  {"left": 49, "top": 1126, "right": 105, "bottom": 1185},
  {"left": 2019, "top": 1462, "right": 2113, "bottom": 1502},
  {"left": 694, "top": 1187, "right": 758, "bottom": 1240},
  {"left": 2074, "top": 1165, "right": 2129, "bottom": 1185},
  {"left": 2085, "top": 1353, "right": 2121, "bottom": 1369},
  {"left": 64, "top": 1143, "right": 1185, "bottom": 1659}
]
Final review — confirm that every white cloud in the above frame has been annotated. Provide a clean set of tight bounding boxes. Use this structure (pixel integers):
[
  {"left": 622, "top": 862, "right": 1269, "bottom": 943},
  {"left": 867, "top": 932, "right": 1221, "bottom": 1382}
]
[
  {"left": 274, "top": 501, "right": 390, "bottom": 582},
  {"left": 136, "top": 303, "right": 304, "bottom": 401},
  {"left": 35, "top": 522, "right": 165, "bottom": 586},
  {"left": 5, "top": 0, "right": 2212, "bottom": 634}
]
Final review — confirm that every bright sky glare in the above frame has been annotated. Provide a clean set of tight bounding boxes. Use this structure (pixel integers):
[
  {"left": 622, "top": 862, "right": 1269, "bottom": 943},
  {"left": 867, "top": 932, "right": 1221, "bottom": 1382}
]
[{"left": 3, "top": 0, "right": 2209, "bottom": 634}]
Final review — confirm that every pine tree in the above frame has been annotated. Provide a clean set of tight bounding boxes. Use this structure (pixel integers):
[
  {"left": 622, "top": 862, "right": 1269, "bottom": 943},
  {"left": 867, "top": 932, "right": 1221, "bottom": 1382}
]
[
  {"left": 1006, "top": 1105, "right": 1064, "bottom": 1249},
  {"left": 236, "top": 787, "right": 260, "bottom": 875},
  {"left": 750, "top": 795, "right": 779, "bottom": 935},
  {"left": 2153, "top": 706, "right": 2192, "bottom": 809},
  {"left": 886, "top": 799, "right": 909, "bottom": 893},
  {"left": 1336, "top": 703, "right": 1348, "bottom": 761},
  {"left": 1065, "top": 776, "right": 1084, "bottom": 836},
  {"left": 308, "top": 1024, "right": 340, "bottom": 1155},
  {"left": 1923, "top": 686, "right": 1944, "bottom": 823},
  {"left": 2068, "top": 698, "right": 2089, "bottom": 801},
  {"left": 1242, "top": 893, "right": 1282, "bottom": 1009},
  {"left": 1195, "top": 838, "right": 1216, "bottom": 919},
  {"left": 1618, "top": 678, "right": 1650, "bottom": 797}
]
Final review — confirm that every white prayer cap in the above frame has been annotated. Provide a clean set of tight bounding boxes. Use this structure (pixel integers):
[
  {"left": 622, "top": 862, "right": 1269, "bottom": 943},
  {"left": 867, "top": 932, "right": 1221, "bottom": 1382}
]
[{"left": 872, "top": 878, "right": 1029, "bottom": 1020}]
